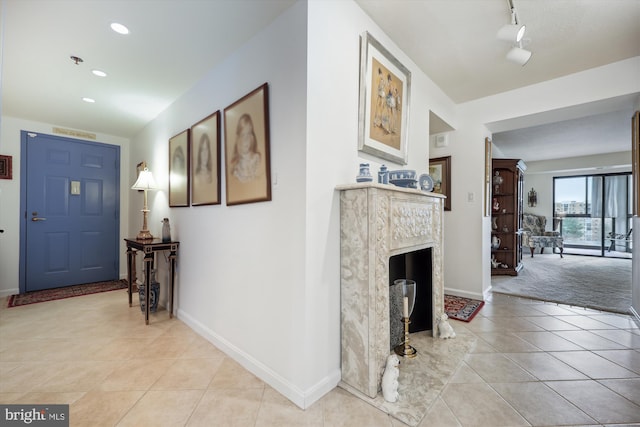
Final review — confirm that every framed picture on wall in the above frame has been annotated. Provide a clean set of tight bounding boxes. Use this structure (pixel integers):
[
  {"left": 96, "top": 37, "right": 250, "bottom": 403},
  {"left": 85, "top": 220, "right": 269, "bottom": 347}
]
[
  {"left": 223, "top": 83, "right": 272, "bottom": 206},
  {"left": 169, "top": 129, "right": 190, "bottom": 207},
  {"left": 358, "top": 31, "right": 411, "bottom": 165},
  {"left": 429, "top": 156, "right": 451, "bottom": 211},
  {"left": 0, "top": 155, "right": 13, "bottom": 180},
  {"left": 190, "top": 111, "right": 221, "bottom": 206}
]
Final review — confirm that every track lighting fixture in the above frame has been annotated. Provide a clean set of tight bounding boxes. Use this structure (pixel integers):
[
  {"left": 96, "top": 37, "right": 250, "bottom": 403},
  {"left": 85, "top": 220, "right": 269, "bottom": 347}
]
[{"left": 497, "top": 0, "right": 532, "bottom": 65}]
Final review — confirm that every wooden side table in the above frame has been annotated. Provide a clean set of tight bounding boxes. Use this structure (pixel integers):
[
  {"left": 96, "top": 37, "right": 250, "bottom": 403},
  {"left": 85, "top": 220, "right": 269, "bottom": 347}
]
[{"left": 125, "top": 238, "right": 179, "bottom": 325}]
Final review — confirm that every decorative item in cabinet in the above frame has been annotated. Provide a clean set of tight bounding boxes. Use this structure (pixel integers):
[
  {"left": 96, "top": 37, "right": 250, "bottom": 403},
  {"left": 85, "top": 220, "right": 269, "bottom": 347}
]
[{"left": 491, "top": 158, "right": 526, "bottom": 276}]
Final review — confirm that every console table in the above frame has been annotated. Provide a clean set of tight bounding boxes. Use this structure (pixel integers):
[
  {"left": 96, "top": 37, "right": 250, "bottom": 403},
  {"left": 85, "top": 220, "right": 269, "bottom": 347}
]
[{"left": 125, "top": 238, "right": 179, "bottom": 325}]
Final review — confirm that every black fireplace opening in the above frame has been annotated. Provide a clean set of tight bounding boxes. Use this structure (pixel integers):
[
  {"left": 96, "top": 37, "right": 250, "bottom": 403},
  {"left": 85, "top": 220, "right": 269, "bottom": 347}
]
[{"left": 389, "top": 247, "right": 433, "bottom": 349}]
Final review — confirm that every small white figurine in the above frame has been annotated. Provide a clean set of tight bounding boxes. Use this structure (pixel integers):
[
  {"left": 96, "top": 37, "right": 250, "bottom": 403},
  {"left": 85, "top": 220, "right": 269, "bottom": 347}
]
[
  {"left": 438, "top": 313, "right": 456, "bottom": 339},
  {"left": 381, "top": 354, "right": 400, "bottom": 403}
]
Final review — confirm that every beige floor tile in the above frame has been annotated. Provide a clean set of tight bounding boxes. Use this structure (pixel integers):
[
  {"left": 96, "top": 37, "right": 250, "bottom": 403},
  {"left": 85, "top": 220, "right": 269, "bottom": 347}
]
[
  {"left": 599, "top": 378, "right": 640, "bottom": 406},
  {"left": 595, "top": 349, "right": 640, "bottom": 374},
  {"left": 513, "top": 331, "right": 583, "bottom": 351},
  {"left": 151, "top": 357, "right": 223, "bottom": 390},
  {"left": 186, "top": 387, "right": 263, "bottom": 427},
  {"left": 553, "top": 330, "right": 627, "bottom": 350},
  {"left": 591, "top": 313, "right": 640, "bottom": 329},
  {"left": 491, "top": 382, "right": 597, "bottom": 425},
  {"left": 504, "top": 352, "right": 589, "bottom": 380},
  {"left": 179, "top": 336, "right": 226, "bottom": 360},
  {"left": 551, "top": 350, "right": 638, "bottom": 379},
  {"left": 546, "top": 380, "right": 640, "bottom": 424},
  {"left": 418, "top": 397, "right": 461, "bottom": 427},
  {"left": 448, "top": 362, "right": 485, "bottom": 384},
  {"left": 209, "top": 357, "right": 266, "bottom": 389},
  {"left": 32, "top": 360, "right": 120, "bottom": 393},
  {"left": 10, "top": 391, "right": 85, "bottom": 405},
  {"left": 117, "top": 389, "right": 204, "bottom": 427},
  {"left": 254, "top": 386, "right": 323, "bottom": 427},
  {"left": 560, "top": 315, "right": 621, "bottom": 330},
  {"left": 591, "top": 329, "right": 640, "bottom": 348},
  {"left": 320, "top": 387, "right": 393, "bottom": 427},
  {"left": 441, "top": 382, "right": 529, "bottom": 426},
  {"left": 521, "top": 316, "right": 581, "bottom": 331},
  {"left": 0, "top": 392, "right": 25, "bottom": 403},
  {"left": 70, "top": 390, "right": 144, "bottom": 427},
  {"left": 98, "top": 358, "right": 175, "bottom": 391},
  {"left": 474, "top": 332, "right": 541, "bottom": 353},
  {"left": 464, "top": 353, "right": 537, "bottom": 383},
  {"left": 523, "top": 303, "right": 578, "bottom": 316},
  {"left": 0, "top": 362, "right": 66, "bottom": 393}
]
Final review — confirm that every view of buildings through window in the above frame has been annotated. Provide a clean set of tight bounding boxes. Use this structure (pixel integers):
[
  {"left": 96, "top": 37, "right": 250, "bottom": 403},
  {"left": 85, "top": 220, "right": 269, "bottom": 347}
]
[{"left": 553, "top": 173, "right": 632, "bottom": 257}]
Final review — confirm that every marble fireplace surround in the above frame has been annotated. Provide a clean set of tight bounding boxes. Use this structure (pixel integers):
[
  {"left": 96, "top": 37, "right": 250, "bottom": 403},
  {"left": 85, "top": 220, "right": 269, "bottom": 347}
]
[{"left": 337, "top": 183, "right": 476, "bottom": 426}]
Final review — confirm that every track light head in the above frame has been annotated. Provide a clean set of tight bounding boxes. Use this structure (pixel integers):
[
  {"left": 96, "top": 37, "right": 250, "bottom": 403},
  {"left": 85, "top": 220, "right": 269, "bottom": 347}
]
[
  {"left": 506, "top": 46, "right": 532, "bottom": 66},
  {"left": 497, "top": 23, "right": 526, "bottom": 43}
]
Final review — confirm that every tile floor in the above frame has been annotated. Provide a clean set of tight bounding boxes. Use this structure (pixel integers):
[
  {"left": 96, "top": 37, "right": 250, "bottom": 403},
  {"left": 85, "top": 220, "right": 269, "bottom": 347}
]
[{"left": 1, "top": 289, "right": 639, "bottom": 426}]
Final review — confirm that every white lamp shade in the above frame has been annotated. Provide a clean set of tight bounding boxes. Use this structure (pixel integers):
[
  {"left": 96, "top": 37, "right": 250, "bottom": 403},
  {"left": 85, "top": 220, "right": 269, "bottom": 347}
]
[
  {"left": 131, "top": 168, "right": 157, "bottom": 190},
  {"left": 506, "top": 46, "right": 532, "bottom": 66},
  {"left": 497, "top": 24, "right": 526, "bottom": 43}
]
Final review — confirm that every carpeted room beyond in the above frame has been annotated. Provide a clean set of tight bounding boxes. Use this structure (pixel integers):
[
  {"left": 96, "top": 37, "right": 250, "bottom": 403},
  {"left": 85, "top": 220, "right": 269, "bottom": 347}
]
[{"left": 491, "top": 254, "right": 631, "bottom": 314}]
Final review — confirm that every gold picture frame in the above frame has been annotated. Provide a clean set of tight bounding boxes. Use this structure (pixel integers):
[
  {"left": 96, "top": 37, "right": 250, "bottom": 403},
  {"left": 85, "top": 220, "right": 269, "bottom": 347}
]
[
  {"left": 169, "top": 129, "right": 190, "bottom": 207},
  {"left": 358, "top": 31, "right": 411, "bottom": 165},
  {"left": 190, "top": 111, "right": 221, "bottom": 206},
  {"left": 223, "top": 83, "right": 272, "bottom": 206}
]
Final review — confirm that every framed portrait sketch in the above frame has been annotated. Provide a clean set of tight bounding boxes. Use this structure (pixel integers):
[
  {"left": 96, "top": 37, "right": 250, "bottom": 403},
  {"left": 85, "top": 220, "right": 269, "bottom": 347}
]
[
  {"left": 429, "top": 156, "right": 451, "bottom": 211},
  {"left": 169, "top": 129, "right": 190, "bottom": 207},
  {"left": 358, "top": 31, "right": 411, "bottom": 165},
  {"left": 223, "top": 83, "right": 272, "bottom": 206},
  {"left": 0, "top": 155, "right": 12, "bottom": 180},
  {"left": 190, "top": 111, "right": 221, "bottom": 206}
]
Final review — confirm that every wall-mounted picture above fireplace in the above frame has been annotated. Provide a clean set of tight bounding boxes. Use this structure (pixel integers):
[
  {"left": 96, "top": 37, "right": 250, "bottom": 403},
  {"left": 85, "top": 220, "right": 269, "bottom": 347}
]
[{"left": 358, "top": 31, "right": 411, "bottom": 165}]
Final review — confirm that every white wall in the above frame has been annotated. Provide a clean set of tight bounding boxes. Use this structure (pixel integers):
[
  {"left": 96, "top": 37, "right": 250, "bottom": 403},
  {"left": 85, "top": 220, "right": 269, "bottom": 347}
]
[{"left": 0, "top": 116, "right": 130, "bottom": 296}]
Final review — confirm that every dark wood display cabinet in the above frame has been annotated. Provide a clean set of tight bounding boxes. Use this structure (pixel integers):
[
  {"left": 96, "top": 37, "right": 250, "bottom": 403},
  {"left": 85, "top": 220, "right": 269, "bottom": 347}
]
[{"left": 491, "top": 158, "right": 526, "bottom": 276}]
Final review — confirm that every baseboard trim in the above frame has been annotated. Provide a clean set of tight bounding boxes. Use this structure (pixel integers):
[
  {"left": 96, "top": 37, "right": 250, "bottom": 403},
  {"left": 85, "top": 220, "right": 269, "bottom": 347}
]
[
  {"left": 0, "top": 288, "right": 19, "bottom": 298},
  {"left": 177, "top": 308, "right": 340, "bottom": 409},
  {"left": 444, "top": 287, "right": 484, "bottom": 301}
]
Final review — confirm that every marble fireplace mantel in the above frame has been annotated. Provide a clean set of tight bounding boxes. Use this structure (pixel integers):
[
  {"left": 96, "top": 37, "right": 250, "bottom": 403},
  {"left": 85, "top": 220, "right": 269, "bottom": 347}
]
[{"left": 337, "top": 183, "right": 445, "bottom": 399}]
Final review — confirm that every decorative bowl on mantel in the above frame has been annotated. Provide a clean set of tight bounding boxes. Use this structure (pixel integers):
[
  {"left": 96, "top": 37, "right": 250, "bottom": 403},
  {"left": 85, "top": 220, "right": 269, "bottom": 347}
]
[{"left": 389, "top": 169, "right": 418, "bottom": 188}]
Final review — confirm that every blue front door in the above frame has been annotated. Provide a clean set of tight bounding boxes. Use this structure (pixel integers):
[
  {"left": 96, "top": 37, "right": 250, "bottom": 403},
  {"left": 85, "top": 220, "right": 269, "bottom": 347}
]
[{"left": 20, "top": 131, "right": 120, "bottom": 292}]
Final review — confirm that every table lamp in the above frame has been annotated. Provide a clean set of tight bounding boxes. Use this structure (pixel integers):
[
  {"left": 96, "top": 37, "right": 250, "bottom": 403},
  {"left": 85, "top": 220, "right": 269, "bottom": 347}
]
[{"left": 131, "top": 167, "right": 157, "bottom": 240}]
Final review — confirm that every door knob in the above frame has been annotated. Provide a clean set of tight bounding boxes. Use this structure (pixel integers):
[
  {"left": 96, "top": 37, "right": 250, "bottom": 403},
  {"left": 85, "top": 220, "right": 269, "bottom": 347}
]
[{"left": 31, "top": 217, "right": 47, "bottom": 221}]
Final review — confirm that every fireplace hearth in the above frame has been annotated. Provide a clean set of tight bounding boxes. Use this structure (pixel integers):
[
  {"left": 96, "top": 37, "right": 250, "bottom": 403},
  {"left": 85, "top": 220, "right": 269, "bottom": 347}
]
[{"left": 337, "top": 183, "right": 445, "bottom": 399}]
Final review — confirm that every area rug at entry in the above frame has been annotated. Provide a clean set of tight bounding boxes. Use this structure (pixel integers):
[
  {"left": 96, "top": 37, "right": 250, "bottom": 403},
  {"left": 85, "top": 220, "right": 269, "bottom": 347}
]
[
  {"left": 7, "top": 279, "right": 128, "bottom": 308},
  {"left": 444, "top": 294, "right": 484, "bottom": 322}
]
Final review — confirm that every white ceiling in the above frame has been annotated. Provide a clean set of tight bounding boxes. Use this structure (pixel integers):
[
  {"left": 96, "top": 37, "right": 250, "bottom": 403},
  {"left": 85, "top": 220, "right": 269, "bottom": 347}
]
[{"left": 2, "top": 0, "right": 640, "bottom": 162}]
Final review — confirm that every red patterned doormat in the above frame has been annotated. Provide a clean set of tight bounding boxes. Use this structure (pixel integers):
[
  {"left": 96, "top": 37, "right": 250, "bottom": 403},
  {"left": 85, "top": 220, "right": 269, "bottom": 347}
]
[
  {"left": 444, "top": 294, "right": 485, "bottom": 322},
  {"left": 6, "top": 280, "right": 128, "bottom": 308}
]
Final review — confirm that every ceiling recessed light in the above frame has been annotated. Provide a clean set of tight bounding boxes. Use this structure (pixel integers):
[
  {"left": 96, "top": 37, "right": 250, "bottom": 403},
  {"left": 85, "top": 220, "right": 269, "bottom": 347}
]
[
  {"left": 82, "top": 97, "right": 96, "bottom": 103},
  {"left": 110, "top": 22, "right": 129, "bottom": 35},
  {"left": 92, "top": 69, "right": 107, "bottom": 77}
]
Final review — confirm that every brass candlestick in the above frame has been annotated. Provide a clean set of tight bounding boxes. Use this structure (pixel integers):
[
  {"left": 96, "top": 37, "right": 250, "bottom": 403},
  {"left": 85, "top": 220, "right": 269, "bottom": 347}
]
[{"left": 394, "top": 316, "right": 417, "bottom": 358}]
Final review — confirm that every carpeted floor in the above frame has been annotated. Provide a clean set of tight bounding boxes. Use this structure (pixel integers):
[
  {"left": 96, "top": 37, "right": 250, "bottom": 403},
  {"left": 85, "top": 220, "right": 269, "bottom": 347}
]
[{"left": 491, "top": 254, "right": 632, "bottom": 314}]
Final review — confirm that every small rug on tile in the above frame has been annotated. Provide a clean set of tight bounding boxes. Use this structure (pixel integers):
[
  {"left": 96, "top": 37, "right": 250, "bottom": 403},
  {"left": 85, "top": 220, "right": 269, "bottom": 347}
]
[
  {"left": 7, "top": 279, "right": 128, "bottom": 308},
  {"left": 444, "top": 294, "right": 484, "bottom": 322}
]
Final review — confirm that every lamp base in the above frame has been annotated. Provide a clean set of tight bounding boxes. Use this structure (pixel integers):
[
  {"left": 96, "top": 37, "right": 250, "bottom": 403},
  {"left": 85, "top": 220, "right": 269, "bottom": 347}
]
[{"left": 136, "top": 230, "right": 154, "bottom": 240}]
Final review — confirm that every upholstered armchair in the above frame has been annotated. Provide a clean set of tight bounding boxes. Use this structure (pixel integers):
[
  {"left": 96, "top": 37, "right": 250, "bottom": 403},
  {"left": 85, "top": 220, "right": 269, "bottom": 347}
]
[{"left": 522, "top": 213, "right": 563, "bottom": 258}]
